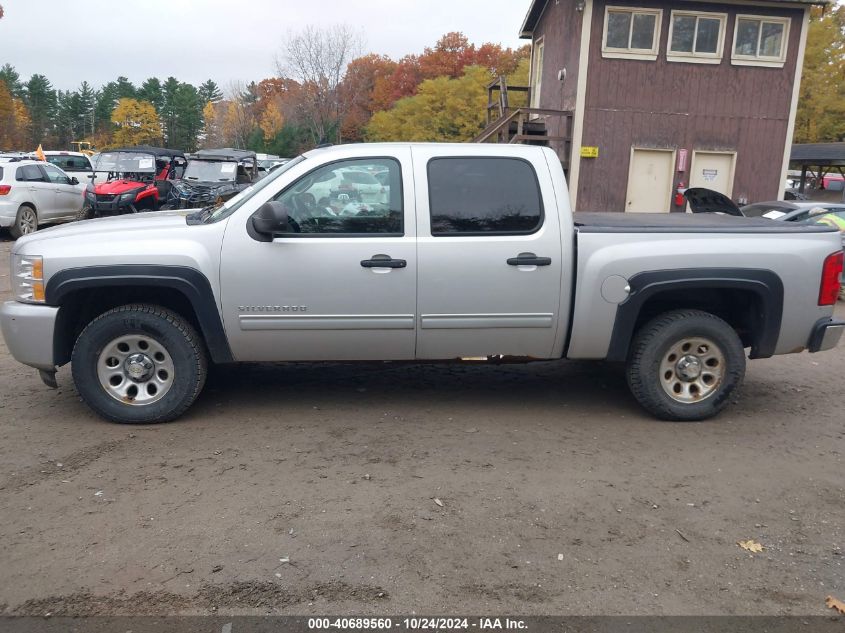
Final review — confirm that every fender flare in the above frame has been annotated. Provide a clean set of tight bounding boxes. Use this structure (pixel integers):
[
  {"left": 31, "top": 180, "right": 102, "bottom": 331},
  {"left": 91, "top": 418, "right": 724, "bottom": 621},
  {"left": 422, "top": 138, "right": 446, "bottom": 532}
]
[
  {"left": 605, "top": 268, "right": 784, "bottom": 362},
  {"left": 45, "top": 265, "right": 233, "bottom": 363}
]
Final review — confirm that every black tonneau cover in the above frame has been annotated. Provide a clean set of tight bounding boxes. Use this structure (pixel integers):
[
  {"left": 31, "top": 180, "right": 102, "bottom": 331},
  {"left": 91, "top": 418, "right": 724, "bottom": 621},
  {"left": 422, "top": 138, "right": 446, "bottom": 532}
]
[{"left": 574, "top": 212, "right": 837, "bottom": 234}]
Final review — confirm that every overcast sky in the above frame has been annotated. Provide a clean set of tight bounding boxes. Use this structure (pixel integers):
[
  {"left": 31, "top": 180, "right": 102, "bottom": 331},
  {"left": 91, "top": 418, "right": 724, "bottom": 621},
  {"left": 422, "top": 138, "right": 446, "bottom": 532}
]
[{"left": 0, "top": 0, "right": 531, "bottom": 92}]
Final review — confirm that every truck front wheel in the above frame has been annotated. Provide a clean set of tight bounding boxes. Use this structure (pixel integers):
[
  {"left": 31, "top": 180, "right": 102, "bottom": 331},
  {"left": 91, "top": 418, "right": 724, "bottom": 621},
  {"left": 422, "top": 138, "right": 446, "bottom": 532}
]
[
  {"left": 71, "top": 305, "right": 208, "bottom": 424},
  {"left": 626, "top": 309, "right": 745, "bottom": 421}
]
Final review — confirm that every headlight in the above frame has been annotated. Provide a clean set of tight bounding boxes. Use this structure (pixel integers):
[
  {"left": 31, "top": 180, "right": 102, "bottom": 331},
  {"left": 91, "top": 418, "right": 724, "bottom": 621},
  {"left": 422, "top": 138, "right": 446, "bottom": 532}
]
[
  {"left": 12, "top": 254, "right": 45, "bottom": 303},
  {"left": 120, "top": 192, "right": 137, "bottom": 202}
]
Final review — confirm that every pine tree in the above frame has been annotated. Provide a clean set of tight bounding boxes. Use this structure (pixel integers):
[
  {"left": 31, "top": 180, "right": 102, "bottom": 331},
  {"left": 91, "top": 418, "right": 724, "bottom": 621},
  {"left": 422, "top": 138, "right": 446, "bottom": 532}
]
[
  {"left": 0, "top": 63, "right": 23, "bottom": 97},
  {"left": 198, "top": 79, "right": 223, "bottom": 104},
  {"left": 24, "top": 74, "right": 57, "bottom": 144},
  {"left": 77, "top": 81, "right": 96, "bottom": 137},
  {"left": 138, "top": 77, "right": 164, "bottom": 112}
]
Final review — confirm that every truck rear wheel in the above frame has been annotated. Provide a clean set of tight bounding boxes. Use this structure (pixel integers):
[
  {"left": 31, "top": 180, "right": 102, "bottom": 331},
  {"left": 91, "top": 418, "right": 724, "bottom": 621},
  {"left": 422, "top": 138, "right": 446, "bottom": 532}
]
[
  {"left": 71, "top": 304, "right": 207, "bottom": 424},
  {"left": 626, "top": 309, "right": 745, "bottom": 421}
]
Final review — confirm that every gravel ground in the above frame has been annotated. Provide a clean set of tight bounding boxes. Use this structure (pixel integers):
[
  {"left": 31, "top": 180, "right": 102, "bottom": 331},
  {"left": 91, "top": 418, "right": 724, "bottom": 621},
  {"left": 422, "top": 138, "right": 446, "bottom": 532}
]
[{"left": 0, "top": 233, "right": 843, "bottom": 616}]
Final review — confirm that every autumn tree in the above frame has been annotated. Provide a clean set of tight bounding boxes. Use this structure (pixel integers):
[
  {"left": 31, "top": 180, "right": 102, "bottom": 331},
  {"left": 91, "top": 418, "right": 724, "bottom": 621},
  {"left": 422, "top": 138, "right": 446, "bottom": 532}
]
[
  {"left": 0, "top": 80, "right": 31, "bottom": 148},
  {"left": 111, "top": 98, "right": 161, "bottom": 146},
  {"left": 277, "top": 24, "right": 363, "bottom": 143},
  {"left": 366, "top": 65, "right": 490, "bottom": 142},
  {"left": 259, "top": 101, "right": 284, "bottom": 141},
  {"left": 794, "top": 5, "right": 845, "bottom": 143},
  {"left": 340, "top": 54, "right": 397, "bottom": 141}
]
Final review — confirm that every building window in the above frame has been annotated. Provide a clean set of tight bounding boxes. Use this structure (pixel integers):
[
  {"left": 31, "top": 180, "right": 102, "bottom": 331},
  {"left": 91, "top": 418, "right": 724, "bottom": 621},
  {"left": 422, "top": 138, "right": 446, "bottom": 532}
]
[
  {"left": 732, "top": 15, "right": 789, "bottom": 67},
  {"left": 602, "top": 7, "right": 662, "bottom": 60},
  {"left": 667, "top": 11, "right": 727, "bottom": 63}
]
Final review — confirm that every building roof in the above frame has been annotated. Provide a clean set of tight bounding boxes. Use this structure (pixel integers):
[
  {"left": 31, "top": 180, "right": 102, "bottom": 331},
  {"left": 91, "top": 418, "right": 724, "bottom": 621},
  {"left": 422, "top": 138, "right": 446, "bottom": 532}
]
[
  {"left": 520, "top": 0, "right": 830, "bottom": 37},
  {"left": 790, "top": 142, "right": 845, "bottom": 167}
]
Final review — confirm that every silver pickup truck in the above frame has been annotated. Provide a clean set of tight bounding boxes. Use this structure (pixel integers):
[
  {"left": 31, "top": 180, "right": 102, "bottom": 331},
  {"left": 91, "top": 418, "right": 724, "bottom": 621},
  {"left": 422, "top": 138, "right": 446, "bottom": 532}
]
[{"left": 2, "top": 143, "right": 843, "bottom": 424}]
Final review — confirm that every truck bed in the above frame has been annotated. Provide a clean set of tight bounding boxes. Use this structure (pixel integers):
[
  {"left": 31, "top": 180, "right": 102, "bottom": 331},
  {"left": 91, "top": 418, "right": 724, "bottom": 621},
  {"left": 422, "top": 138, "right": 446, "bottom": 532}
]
[{"left": 574, "top": 212, "right": 837, "bottom": 234}]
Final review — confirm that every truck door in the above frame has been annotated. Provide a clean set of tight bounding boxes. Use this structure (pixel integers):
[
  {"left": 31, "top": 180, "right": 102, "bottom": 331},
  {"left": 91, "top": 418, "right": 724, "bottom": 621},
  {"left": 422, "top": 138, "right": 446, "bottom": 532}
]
[
  {"left": 219, "top": 148, "right": 417, "bottom": 361},
  {"left": 412, "top": 147, "right": 564, "bottom": 359}
]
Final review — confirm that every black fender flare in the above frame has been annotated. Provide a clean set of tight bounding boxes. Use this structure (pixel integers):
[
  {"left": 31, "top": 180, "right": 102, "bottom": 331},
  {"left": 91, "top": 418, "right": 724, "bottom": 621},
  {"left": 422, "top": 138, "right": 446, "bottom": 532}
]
[
  {"left": 605, "top": 268, "right": 784, "bottom": 362},
  {"left": 45, "top": 265, "right": 234, "bottom": 364}
]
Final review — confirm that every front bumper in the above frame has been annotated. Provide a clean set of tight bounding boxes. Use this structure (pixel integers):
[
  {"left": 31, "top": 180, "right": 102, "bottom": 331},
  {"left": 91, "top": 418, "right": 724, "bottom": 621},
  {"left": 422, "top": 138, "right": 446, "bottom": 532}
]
[
  {"left": 0, "top": 301, "right": 58, "bottom": 370},
  {"left": 808, "top": 317, "right": 845, "bottom": 353}
]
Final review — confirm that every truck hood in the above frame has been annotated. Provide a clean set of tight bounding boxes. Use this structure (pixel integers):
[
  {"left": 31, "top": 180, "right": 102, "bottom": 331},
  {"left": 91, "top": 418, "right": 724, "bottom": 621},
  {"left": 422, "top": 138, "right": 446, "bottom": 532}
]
[
  {"left": 12, "top": 210, "right": 195, "bottom": 254},
  {"left": 683, "top": 188, "right": 744, "bottom": 216}
]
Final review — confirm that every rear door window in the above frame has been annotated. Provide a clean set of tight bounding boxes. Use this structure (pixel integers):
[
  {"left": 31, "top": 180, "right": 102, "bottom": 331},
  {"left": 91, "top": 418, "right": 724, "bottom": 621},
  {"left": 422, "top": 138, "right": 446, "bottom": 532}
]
[
  {"left": 16, "top": 165, "right": 47, "bottom": 182},
  {"left": 427, "top": 157, "right": 543, "bottom": 235}
]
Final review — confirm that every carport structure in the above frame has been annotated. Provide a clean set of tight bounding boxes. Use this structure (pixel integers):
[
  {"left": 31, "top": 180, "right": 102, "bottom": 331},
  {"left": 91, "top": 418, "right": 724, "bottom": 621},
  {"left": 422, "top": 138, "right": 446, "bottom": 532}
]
[{"left": 790, "top": 142, "right": 845, "bottom": 193}]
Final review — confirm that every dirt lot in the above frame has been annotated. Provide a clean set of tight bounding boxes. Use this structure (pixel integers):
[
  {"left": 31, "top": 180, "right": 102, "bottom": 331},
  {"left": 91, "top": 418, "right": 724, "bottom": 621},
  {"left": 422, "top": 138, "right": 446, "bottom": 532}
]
[{"left": 0, "top": 234, "right": 843, "bottom": 617}]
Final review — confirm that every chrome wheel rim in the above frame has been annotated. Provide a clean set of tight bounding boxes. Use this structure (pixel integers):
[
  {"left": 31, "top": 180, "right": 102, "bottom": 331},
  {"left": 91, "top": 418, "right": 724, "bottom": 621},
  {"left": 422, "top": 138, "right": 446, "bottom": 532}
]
[
  {"left": 97, "top": 334, "right": 175, "bottom": 406},
  {"left": 659, "top": 336, "right": 725, "bottom": 404},
  {"left": 19, "top": 208, "right": 36, "bottom": 234}
]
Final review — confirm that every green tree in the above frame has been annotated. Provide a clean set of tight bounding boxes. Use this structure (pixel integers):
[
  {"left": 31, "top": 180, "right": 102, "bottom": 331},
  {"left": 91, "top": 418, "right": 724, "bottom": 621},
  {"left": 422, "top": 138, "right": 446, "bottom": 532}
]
[
  {"left": 55, "top": 90, "right": 81, "bottom": 147},
  {"left": 24, "top": 74, "right": 57, "bottom": 144},
  {"left": 169, "top": 83, "right": 203, "bottom": 151},
  {"left": 138, "top": 77, "right": 164, "bottom": 112},
  {"left": 794, "top": 5, "right": 845, "bottom": 143},
  {"left": 0, "top": 63, "right": 22, "bottom": 98},
  {"left": 366, "top": 65, "right": 490, "bottom": 142},
  {"left": 198, "top": 79, "right": 223, "bottom": 104},
  {"left": 160, "top": 76, "right": 181, "bottom": 146},
  {"left": 77, "top": 81, "right": 96, "bottom": 137}
]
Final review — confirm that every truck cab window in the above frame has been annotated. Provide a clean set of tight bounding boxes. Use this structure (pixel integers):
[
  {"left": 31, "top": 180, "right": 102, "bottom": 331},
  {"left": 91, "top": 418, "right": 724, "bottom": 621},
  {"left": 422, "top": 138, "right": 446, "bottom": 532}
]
[
  {"left": 427, "top": 157, "right": 543, "bottom": 235},
  {"left": 273, "top": 158, "right": 403, "bottom": 235}
]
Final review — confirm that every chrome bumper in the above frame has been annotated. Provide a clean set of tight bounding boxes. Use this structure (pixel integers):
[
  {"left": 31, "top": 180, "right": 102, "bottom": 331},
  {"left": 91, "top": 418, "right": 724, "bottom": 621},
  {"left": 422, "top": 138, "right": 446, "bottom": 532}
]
[
  {"left": 0, "top": 301, "right": 59, "bottom": 371},
  {"left": 808, "top": 317, "right": 845, "bottom": 353}
]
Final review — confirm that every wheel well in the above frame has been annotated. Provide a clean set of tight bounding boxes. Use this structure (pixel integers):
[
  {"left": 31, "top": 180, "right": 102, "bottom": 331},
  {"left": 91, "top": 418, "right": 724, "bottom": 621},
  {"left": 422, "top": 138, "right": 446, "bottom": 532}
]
[
  {"left": 54, "top": 286, "right": 203, "bottom": 366},
  {"left": 632, "top": 288, "right": 762, "bottom": 350}
]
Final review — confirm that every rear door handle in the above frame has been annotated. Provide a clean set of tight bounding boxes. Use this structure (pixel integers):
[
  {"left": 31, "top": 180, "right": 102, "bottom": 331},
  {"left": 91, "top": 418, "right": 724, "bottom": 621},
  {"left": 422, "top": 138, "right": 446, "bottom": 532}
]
[
  {"left": 361, "top": 254, "right": 407, "bottom": 269},
  {"left": 507, "top": 252, "right": 552, "bottom": 266}
]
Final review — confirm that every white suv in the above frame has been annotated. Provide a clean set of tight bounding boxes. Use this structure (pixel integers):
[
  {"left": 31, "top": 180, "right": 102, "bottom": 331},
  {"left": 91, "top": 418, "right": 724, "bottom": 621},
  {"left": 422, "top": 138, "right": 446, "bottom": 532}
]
[{"left": 0, "top": 160, "right": 84, "bottom": 238}]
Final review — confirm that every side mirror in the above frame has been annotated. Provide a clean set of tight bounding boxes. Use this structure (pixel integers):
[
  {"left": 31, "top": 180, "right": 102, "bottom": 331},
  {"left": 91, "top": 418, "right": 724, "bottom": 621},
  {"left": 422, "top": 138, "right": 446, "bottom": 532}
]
[
  {"left": 69, "top": 176, "right": 79, "bottom": 185},
  {"left": 251, "top": 201, "right": 289, "bottom": 236}
]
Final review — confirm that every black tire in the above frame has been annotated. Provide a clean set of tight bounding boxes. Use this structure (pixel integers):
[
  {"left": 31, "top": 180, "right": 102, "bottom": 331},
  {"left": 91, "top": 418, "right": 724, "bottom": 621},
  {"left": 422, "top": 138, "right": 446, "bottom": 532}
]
[
  {"left": 71, "top": 304, "right": 207, "bottom": 424},
  {"left": 626, "top": 309, "right": 745, "bottom": 421},
  {"left": 9, "top": 204, "right": 38, "bottom": 239},
  {"left": 76, "top": 204, "right": 94, "bottom": 221}
]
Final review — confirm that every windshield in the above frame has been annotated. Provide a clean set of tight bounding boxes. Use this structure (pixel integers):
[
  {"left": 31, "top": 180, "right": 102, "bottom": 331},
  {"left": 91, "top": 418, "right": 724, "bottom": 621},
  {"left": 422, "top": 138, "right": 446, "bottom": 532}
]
[
  {"left": 184, "top": 160, "right": 238, "bottom": 182},
  {"left": 204, "top": 155, "right": 306, "bottom": 223},
  {"left": 93, "top": 152, "right": 156, "bottom": 174}
]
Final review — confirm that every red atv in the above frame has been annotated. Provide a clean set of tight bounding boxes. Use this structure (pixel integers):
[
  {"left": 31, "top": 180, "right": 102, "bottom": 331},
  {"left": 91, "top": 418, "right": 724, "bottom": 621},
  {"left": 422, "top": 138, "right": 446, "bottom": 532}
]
[{"left": 82, "top": 146, "right": 186, "bottom": 218}]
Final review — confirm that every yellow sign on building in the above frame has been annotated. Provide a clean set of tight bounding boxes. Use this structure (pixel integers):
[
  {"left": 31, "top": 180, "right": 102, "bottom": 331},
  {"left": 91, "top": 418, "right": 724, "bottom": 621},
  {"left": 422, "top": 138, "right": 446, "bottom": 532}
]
[{"left": 580, "top": 146, "right": 599, "bottom": 158}]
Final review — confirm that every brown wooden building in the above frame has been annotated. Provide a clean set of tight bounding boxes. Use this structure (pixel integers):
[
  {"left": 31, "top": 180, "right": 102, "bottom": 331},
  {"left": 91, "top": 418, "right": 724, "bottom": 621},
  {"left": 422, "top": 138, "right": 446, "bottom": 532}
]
[{"left": 479, "top": 0, "right": 825, "bottom": 212}]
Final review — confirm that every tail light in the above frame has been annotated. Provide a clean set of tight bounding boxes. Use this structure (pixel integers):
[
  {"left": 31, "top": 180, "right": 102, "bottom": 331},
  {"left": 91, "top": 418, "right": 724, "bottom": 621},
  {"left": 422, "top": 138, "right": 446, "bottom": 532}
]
[
  {"left": 819, "top": 250, "right": 844, "bottom": 306},
  {"left": 0, "top": 185, "right": 11, "bottom": 195}
]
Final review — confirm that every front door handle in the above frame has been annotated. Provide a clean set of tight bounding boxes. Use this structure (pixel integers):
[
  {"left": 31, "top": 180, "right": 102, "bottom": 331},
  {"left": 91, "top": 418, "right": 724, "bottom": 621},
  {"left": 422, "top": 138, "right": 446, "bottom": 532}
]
[
  {"left": 361, "top": 254, "right": 407, "bottom": 269},
  {"left": 507, "top": 252, "right": 552, "bottom": 266}
]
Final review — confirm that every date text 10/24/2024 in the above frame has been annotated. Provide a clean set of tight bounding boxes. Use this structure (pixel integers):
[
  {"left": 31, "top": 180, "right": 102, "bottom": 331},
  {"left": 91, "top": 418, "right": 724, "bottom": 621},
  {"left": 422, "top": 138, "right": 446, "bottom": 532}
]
[{"left": 307, "top": 617, "right": 528, "bottom": 630}]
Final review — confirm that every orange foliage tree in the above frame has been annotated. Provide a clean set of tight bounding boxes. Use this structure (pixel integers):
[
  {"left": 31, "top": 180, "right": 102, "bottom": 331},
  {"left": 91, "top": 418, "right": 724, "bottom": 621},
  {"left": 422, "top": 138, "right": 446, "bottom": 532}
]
[{"left": 0, "top": 79, "right": 30, "bottom": 148}]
